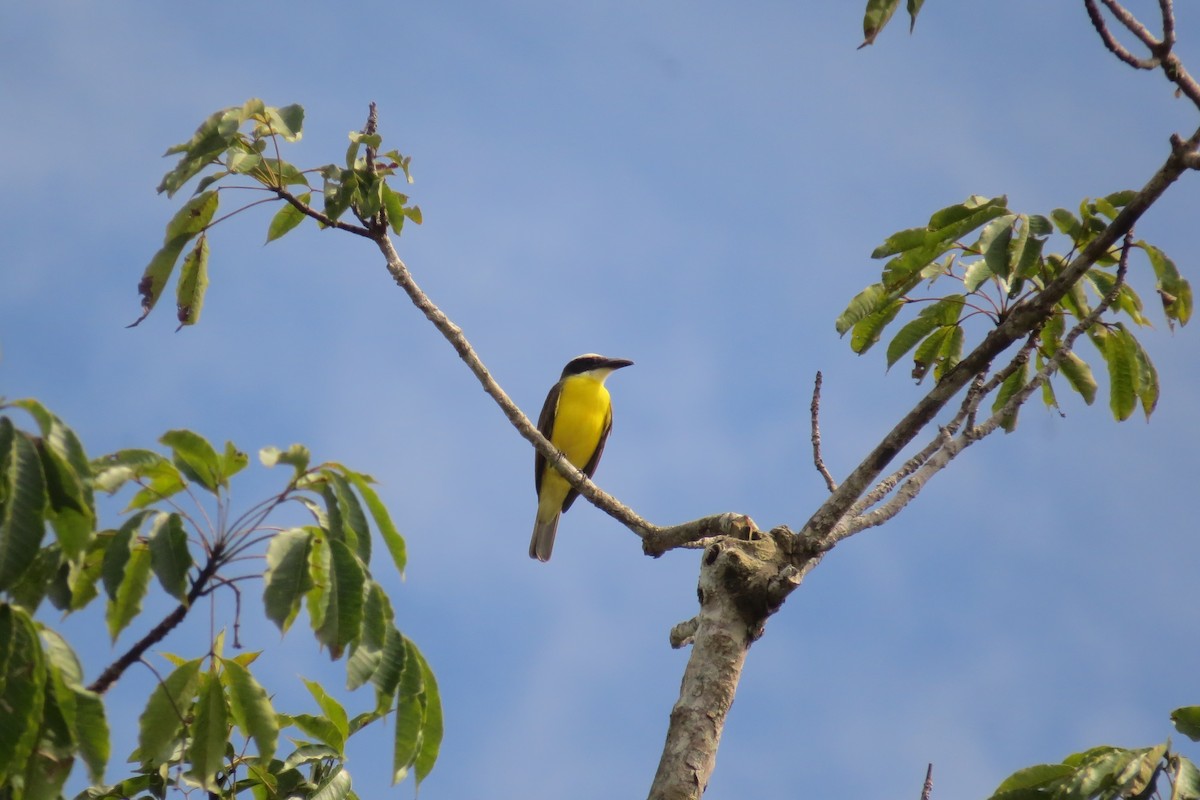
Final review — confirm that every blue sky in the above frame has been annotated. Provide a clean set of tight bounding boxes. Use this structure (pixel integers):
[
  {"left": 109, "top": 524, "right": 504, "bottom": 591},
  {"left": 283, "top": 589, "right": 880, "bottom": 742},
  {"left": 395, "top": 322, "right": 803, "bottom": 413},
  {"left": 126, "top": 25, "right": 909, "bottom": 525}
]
[{"left": 3, "top": 2, "right": 1200, "bottom": 798}]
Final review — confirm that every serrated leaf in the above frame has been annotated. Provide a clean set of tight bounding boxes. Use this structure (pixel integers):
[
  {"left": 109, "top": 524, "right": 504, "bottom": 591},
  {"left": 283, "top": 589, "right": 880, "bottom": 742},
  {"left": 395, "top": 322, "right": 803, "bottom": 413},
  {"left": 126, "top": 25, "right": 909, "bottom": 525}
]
[
  {"left": 0, "top": 605, "right": 47, "bottom": 786},
  {"left": 263, "top": 528, "right": 314, "bottom": 633},
  {"left": 963, "top": 258, "right": 993, "bottom": 293},
  {"left": 41, "top": 626, "right": 108, "bottom": 780},
  {"left": 148, "top": 512, "right": 192, "bottom": 602},
  {"left": 175, "top": 234, "right": 209, "bottom": 329},
  {"left": 220, "top": 657, "right": 278, "bottom": 762},
  {"left": 266, "top": 194, "right": 310, "bottom": 243},
  {"left": 12, "top": 399, "right": 94, "bottom": 558},
  {"left": 314, "top": 538, "right": 366, "bottom": 660},
  {"left": 392, "top": 639, "right": 426, "bottom": 785},
  {"left": 910, "top": 325, "right": 950, "bottom": 383},
  {"left": 91, "top": 448, "right": 168, "bottom": 494},
  {"left": 345, "top": 472, "right": 406, "bottom": 577},
  {"left": 934, "top": 324, "right": 964, "bottom": 382},
  {"left": 126, "top": 459, "right": 187, "bottom": 509},
  {"left": 185, "top": 671, "right": 229, "bottom": 792},
  {"left": 0, "top": 426, "right": 49, "bottom": 593}
]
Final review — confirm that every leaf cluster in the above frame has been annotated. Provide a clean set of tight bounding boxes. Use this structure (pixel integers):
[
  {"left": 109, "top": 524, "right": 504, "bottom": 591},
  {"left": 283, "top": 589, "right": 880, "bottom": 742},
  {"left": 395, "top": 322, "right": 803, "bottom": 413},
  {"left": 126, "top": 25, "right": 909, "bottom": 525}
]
[
  {"left": 988, "top": 705, "right": 1200, "bottom": 800},
  {"left": 835, "top": 194, "right": 1192, "bottom": 427},
  {"left": 0, "top": 400, "right": 441, "bottom": 799},
  {"left": 131, "top": 100, "right": 422, "bottom": 330}
]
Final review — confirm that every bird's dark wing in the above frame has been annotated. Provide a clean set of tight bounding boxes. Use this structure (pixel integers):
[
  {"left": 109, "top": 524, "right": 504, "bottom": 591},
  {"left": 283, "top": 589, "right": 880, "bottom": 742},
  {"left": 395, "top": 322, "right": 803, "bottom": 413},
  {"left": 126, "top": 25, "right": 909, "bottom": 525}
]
[
  {"left": 560, "top": 403, "right": 612, "bottom": 513},
  {"left": 534, "top": 379, "right": 563, "bottom": 494}
]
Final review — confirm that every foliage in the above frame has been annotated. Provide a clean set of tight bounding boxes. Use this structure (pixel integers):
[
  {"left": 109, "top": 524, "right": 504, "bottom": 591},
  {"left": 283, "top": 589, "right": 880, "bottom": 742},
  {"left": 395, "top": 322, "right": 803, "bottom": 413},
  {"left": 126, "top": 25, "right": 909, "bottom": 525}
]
[
  {"left": 129, "top": 99, "right": 422, "bottom": 330},
  {"left": 0, "top": 398, "right": 440, "bottom": 800},
  {"left": 986, "top": 705, "right": 1200, "bottom": 800},
  {"left": 835, "top": 194, "right": 1191, "bottom": 426}
]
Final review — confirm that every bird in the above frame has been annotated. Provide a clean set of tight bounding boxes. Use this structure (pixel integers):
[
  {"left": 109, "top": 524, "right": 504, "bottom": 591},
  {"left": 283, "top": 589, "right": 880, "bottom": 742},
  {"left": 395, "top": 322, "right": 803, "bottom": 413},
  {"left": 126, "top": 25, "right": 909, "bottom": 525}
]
[{"left": 530, "top": 353, "right": 634, "bottom": 562}]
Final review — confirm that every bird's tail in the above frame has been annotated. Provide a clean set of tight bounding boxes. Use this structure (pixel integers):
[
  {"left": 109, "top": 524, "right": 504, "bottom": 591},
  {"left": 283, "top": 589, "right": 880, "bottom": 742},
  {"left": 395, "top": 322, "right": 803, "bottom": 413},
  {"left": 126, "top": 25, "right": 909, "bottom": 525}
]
[{"left": 529, "top": 511, "right": 560, "bottom": 562}]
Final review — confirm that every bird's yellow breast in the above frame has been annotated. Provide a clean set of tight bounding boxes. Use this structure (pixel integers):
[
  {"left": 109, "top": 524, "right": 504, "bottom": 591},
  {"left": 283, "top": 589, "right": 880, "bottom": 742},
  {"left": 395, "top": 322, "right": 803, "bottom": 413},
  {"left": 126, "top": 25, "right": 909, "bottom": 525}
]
[{"left": 550, "top": 375, "right": 612, "bottom": 470}]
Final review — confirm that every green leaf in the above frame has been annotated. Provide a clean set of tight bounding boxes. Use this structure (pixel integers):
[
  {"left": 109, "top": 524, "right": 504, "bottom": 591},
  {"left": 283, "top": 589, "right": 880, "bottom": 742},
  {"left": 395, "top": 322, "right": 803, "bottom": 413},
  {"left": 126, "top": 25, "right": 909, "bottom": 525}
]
[
  {"left": 978, "top": 214, "right": 1017, "bottom": 280},
  {"left": 392, "top": 638, "right": 426, "bottom": 785},
  {"left": 1174, "top": 756, "right": 1200, "bottom": 800},
  {"left": 381, "top": 184, "right": 410, "bottom": 235},
  {"left": 312, "top": 765, "right": 352, "bottom": 800},
  {"left": 992, "top": 359, "right": 1029, "bottom": 432},
  {"left": 175, "top": 234, "right": 210, "bottom": 329},
  {"left": 126, "top": 458, "right": 187, "bottom": 509},
  {"left": 159, "top": 107, "right": 244, "bottom": 196},
  {"left": 91, "top": 448, "right": 168, "bottom": 494},
  {"left": 137, "top": 658, "right": 203, "bottom": 765},
  {"left": 41, "top": 626, "right": 109, "bottom": 780},
  {"left": 910, "top": 325, "right": 950, "bottom": 383},
  {"left": 347, "top": 582, "right": 395, "bottom": 691},
  {"left": 165, "top": 190, "right": 220, "bottom": 241},
  {"left": 906, "top": 0, "right": 924, "bottom": 30},
  {"left": 220, "top": 657, "right": 278, "bottom": 762},
  {"left": 870, "top": 227, "right": 929, "bottom": 259},
  {"left": 266, "top": 194, "right": 310, "bottom": 243},
  {"left": 314, "top": 539, "right": 366, "bottom": 660},
  {"left": 11, "top": 399, "right": 94, "bottom": 558},
  {"left": 1050, "top": 207, "right": 1082, "bottom": 240},
  {"left": 219, "top": 441, "right": 248, "bottom": 481},
  {"left": 260, "top": 443, "right": 312, "bottom": 476},
  {"left": 0, "top": 604, "right": 48, "bottom": 786},
  {"left": 160, "top": 429, "right": 222, "bottom": 492},
  {"left": 303, "top": 677, "right": 349, "bottom": 745},
  {"left": 327, "top": 471, "right": 371, "bottom": 565},
  {"left": 1172, "top": 707, "right": 1200, "bottom": 741},
  {"left": 1102, "top": 325, "right": 1138, "bottom": 421},
  {"left": 263, "top": 528, "right": 314, "bottom": 633},
  {"left": 185, "top": 670, "right": 230, "bottom": 792},
  {"left": 0, "top": 425, "right": 49, "bottom": 593},
  {"left": 411, "top": 644, "right": 443, "bottom": 785},
  {"left": 1058, "top": 351, "right": 1098, "bottom": 406},
  {"left": 289, "top": 713, "right": 346, "bottom": 754},
  {"left": 104, "top": 530, "right": 153, "bottom": 641},
  {"left": 990, "top": 762, "right": 1075, "bottom": 796},
  {"left": 851, "top": 298, "right": 906, "bottom": 355},
  {"left": 345, "top": 471, "right": 406, "bottom": 577},
  {"left": 963, "top": 258, "right": 993, "bottom": 293},
  {"left": 1127, "top": 334, "right": 1159, "bottom": 419},
  {"left": 934, "top": 324, "right": 964, "bottom": 382},
  {"left": 885, "top": 295, "right": 964, "bottom": 369},
  {"left": 860, "top": 0, "right": 901, "bottom": 47},
  {"left": 836, "top": 283, "right": 889, "bottom": 335},
  {"left": 148, "top": 512, "right": 192, "bottom": 603},
  {"left": 1139, "top": 241, "right": 1193, "bottom": 328},
  {"left": 266, "top": 104, "right": 305, "bottom": 142}
]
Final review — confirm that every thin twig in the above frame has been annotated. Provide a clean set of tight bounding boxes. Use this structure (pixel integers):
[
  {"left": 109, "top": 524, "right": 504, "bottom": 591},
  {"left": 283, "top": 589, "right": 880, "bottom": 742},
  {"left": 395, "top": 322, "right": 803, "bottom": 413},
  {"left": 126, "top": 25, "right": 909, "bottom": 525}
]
[{"left": 810, "top": 371, "right": 838, "bottom": 493}]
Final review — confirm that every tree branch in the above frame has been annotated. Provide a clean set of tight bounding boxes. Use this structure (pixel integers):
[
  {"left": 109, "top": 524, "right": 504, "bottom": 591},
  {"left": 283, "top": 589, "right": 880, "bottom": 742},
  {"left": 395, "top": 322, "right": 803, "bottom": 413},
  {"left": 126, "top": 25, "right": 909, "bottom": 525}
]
[
  {"left": 87, "top": 545, "right": 224, "bottom": 695},
  {"left": 797, "top": 124, "right": 1200, "bottom": 555},
  {"left": 810, "top": 371, "right": 838, "bottom": 493}
]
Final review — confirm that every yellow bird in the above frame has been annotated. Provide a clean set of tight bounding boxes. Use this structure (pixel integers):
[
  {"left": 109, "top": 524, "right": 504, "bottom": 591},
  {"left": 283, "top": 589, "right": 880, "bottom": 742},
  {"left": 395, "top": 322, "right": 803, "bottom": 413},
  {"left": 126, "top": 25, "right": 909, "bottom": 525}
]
[{"left": 530, "top": 354, "right": 634, "bottom": 561}]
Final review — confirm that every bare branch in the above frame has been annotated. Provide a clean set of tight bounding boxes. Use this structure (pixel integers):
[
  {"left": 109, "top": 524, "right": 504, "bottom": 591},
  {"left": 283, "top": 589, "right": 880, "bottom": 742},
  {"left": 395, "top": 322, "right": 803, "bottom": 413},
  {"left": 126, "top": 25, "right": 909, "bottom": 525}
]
[
  {"left": 1100, "top": 0, "right": 1162, "bottom": 50},
  {"left": 921, "top": 764, "right": 935, "bottom": 800},
  {"left": 371, "top": 233, "right": 661, "bottom": 541},
  {"left": 643, "top": 513, "right": 758, "bottom": 558},
  {"left": 810, "top": 371, "right": 838, "bottom": 493},
  {"left": 1085, "top": 0, "right": 1160, "bottom": 68}
]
